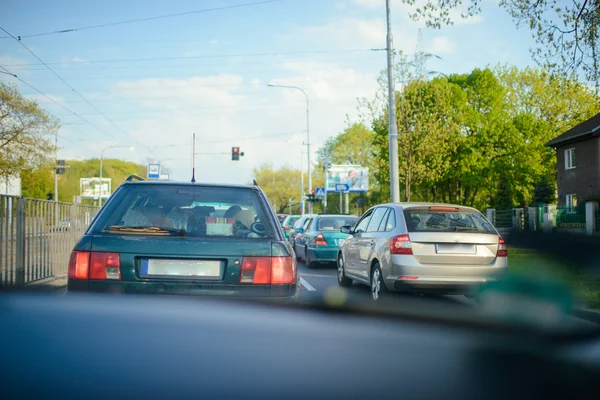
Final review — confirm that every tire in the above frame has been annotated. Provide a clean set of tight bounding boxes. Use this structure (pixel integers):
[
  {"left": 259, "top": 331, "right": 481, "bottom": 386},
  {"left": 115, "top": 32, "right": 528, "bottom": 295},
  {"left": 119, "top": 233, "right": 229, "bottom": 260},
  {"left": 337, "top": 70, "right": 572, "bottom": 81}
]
[
  {"left": 337, "top": 253, "right": 352, "bottom": 287},
  {"left": 370, "top": 263, "right": 388, "bottom": 301},
  {"left": 306, "top": 248, "right": 317, "bottom": 269}
]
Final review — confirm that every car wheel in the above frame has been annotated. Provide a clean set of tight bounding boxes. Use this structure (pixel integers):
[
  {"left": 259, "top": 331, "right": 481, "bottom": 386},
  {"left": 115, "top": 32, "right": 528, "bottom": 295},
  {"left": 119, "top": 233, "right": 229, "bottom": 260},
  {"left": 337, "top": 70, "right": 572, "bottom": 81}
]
[
  {"left": 337, "top": 253, "right": 352, "bottom": 287},
  {"left": 371, "top": 263, "right": 388, "bottom": 301}
]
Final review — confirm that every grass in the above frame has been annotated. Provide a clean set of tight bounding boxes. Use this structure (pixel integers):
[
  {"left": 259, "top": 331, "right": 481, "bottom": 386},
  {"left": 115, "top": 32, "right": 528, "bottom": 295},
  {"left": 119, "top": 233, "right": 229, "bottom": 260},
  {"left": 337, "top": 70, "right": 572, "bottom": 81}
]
[{"left": 508, "top": 247, "right": 600, "bottom": 309}]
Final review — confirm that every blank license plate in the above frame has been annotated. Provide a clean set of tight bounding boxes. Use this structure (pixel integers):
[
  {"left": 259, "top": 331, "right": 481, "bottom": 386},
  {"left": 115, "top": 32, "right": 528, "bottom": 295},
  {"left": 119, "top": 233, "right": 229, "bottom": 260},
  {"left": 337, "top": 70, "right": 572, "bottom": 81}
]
[
  {"left": 435, "top": 244, "right": 476, "bottom": 254},
  {"left": 140, "top": 259, "right": 221, "bottom": 279}
]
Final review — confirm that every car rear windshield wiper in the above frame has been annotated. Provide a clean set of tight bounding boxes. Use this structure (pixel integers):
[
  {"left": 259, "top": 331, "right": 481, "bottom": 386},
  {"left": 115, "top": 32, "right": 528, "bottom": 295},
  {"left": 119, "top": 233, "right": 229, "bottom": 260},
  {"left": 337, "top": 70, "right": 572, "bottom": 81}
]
[{"left": 107, "top": 226, "right": 186, "bottom": 236}]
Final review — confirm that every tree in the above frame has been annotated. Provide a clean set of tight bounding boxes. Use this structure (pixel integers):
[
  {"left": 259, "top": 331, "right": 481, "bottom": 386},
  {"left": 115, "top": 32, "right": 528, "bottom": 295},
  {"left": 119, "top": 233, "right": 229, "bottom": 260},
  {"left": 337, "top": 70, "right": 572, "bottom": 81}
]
[
  {"left": 251, "top": 164, "right": 306, "bottom": 214},
  {"left": 405, "top": 0, "right": 600, "bottom": 87},
  {"left": 21, "top": 166, "right": 53, "bottom": 199},
  {"left": 0, "top": 83, "right": 57, "bottom": 178}
]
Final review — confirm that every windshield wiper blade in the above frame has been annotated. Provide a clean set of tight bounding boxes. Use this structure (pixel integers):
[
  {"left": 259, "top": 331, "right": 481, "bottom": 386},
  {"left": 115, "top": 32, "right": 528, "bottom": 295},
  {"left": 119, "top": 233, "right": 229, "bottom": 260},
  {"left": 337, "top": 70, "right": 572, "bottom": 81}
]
[{"left": 108, "top": 226, "right": 186, "bottom": 236}]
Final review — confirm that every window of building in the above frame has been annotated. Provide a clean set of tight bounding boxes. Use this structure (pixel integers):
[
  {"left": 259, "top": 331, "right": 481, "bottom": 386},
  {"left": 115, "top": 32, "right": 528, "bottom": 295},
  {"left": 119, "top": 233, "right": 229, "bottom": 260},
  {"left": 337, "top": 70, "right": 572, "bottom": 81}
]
[{"left": 565, "top": 148, "right": 576, "bottom": 170}]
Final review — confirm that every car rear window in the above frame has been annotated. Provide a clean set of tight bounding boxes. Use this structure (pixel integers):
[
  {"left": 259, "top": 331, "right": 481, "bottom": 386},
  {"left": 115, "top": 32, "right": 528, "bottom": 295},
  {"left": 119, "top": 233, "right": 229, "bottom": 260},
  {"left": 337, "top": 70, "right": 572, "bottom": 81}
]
[
  {"left": 94, "top": 185, "right": 275, "bottom": 239},
  {"left": 403, "top": 209, "right": 496, "bottom": 234},
  {"left": 317, "top": 216, "right": 358, "bottom": 231},
  {"left": 286, "top": 217, "right": 300, "bottom": 227}
]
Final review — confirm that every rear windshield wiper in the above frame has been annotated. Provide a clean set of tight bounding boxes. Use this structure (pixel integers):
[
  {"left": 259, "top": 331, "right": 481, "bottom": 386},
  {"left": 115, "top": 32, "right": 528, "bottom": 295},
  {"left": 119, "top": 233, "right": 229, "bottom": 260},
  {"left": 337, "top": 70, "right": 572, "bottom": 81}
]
[{"left": 107, "top": 226, "right": 187, "bottom": 236}]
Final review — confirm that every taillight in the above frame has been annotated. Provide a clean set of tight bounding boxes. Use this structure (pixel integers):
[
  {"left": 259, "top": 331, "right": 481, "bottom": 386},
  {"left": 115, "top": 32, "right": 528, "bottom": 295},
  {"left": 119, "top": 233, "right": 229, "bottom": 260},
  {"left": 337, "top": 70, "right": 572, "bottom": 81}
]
[
  {"left": 90, "top": 252, "right": 121, "bottom": 280},
  {"left": 390, "top": 234, "right": 413, "bottom": 255},
  {"left": 239, "top": 256, "right": 295, "bottom": 284},
  {"left": 68, "top": 251, "right": 121, "bottom": 280},
  {"left": 314, "top": 233, "right": 328, "bottom": 246},
  {"left": 497, "top": 237, "right": 508, "bottom": 257},
  {"left": 285, "top": 226, "right": 290, "bottom": 231},
  {"left": 68, "top": 251, "right": 90, "bottom": 280}
]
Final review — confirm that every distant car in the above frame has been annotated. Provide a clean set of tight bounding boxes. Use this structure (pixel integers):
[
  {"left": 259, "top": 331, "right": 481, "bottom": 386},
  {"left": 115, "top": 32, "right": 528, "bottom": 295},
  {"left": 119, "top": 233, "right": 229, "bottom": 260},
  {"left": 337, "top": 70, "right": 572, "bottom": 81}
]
[
  {"left": 52, "top": 217, "right": 80, "bottom": 232},
  {"left": 288, "top": 214, "right": 314, "bottom": 251},
  {"left": 281, "top": 215, "right": 300, "bottom": 240},
  {"left": 292, "top": 216, "right": 314, "bottom": 262},
  {"left": 337, "top": 203, "right": 508, "bottom": 300},
  {"left": 301, "top": 214, "right": 359, "bottom": 268},
  {"left": 277, "top": 214, "right": 288, "bottom": 224},
  {"left": 67, "top": 177, "right": 298, "bottom": 301}
]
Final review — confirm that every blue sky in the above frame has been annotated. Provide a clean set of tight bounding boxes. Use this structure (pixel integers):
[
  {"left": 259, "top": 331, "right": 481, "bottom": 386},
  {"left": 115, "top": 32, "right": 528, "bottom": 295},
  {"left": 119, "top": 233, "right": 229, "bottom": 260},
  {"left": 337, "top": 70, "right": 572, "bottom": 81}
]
[{"left": 1, "top": 0, "right": 537, "bottom": 183}]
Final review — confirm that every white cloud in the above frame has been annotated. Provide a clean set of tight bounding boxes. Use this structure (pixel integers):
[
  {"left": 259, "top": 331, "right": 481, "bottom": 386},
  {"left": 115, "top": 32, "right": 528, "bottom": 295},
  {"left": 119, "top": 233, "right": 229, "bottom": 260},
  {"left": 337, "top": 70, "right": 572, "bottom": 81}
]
[{"left": 426, "top": 36, "right": 456, "bottom": 55}]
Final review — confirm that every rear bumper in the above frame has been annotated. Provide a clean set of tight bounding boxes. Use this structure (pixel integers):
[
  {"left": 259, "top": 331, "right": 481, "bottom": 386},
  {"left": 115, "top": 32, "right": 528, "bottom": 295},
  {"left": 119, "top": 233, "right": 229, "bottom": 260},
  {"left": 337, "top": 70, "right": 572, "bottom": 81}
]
[
  {"left": 307, "top": 247, "right": 337, "bottom": 263},
  {"left": 384, "top": 255, "right": 508, "bottom": 295},
  {"left": 67, "top": 279, "right": 298, "bottom": 302}
]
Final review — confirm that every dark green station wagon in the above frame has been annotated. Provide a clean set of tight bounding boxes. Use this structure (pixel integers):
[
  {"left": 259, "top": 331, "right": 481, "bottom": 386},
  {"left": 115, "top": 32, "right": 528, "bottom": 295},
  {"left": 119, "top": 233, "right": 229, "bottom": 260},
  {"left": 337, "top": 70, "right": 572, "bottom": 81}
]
[{"left": 67, "top": 176, "right": 298, "bottom": 301}]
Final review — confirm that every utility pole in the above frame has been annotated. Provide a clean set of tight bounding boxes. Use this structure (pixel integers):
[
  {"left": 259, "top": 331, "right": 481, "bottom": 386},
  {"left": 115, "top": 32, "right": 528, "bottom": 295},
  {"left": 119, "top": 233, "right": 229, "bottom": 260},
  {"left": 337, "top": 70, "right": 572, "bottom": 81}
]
[
  {"left": 191, "top": 133, "right": 196, "bottom": 183},
  {"left": 386, "top": 0, "right": 400, "bottom": 203}
]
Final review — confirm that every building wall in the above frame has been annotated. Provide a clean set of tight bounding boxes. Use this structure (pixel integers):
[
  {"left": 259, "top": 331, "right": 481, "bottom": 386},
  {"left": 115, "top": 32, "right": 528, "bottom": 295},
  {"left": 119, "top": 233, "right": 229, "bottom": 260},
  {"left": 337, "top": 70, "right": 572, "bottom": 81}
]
[{"left": 555, "top": 137, "right": 600, "bottom": 205}]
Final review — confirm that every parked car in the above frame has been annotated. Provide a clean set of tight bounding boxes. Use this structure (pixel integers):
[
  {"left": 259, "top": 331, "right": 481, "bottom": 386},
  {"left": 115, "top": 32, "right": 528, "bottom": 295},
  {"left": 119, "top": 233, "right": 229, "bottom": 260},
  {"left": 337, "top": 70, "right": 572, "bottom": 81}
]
[
  {"left": 67, "top": 177, "right": 298, "bottom": 302},
  {"left": 337, "top": 203, "right": 508, "bottom": 300},
  {"left": 300, "top": 214, "right": 359, "bottom": 268},
  {"left": 281, "top": 215, "right": 300, "bottom": 240},
  {"left": 288, "top": 214, "right": 314, "bottom": 250}
]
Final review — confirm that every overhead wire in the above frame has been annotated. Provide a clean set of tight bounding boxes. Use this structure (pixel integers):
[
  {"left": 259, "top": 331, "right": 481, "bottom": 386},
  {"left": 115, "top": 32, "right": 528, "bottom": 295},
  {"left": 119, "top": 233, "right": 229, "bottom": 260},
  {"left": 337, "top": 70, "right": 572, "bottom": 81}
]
[
  {"left": 1, "top": 0, "right": 286, "bottom": 39},
  {"left": 0, "top": 25, "right": 159, "bottom": 160}
]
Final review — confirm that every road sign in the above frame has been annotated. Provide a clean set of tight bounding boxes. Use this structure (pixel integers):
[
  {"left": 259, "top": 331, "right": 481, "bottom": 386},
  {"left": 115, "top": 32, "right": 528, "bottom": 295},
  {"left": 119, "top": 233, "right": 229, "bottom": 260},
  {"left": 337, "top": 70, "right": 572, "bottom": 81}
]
[
  {"left": 315, "top": 187, "right": 326, "bottom": 197},
  {"left": 148, "top": 164, "right": 161, "bottom": 179},
  {"left": 335, "top": 183, "right": 349, "bottom": 193}
]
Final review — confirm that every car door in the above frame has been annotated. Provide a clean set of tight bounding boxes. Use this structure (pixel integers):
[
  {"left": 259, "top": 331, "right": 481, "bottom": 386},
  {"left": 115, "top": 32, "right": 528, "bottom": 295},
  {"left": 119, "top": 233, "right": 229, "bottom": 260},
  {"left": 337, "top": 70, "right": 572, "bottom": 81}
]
[
  {"left": 344, "top": 209, "right": 373, "bottom": 280},
  {"left": 290, "top": 216, "right": 306, "bottom": 246},
  {"left": 355, "top": 207, "right": 389, "bottom": 280}
]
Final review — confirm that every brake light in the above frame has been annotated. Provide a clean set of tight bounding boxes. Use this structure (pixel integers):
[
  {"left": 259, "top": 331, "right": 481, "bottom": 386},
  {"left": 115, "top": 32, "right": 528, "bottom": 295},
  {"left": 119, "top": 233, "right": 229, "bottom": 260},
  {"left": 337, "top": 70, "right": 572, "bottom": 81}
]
[
  {"left": 239, "top": 256, "right": 295, "bottom": 284},
  {"left": 68, "top": 251, "right": 121, "bottom": 280},
  {"left": 285, "top": 226, "right": 290, "bottom": 231},
  {"left": 428, "top": 206, "right": 459, "bottom": 212},
  {"left": 497, "top": 237, "right": 508, "bottom": 257},
  {"left": 68, "top": 251, "right": 90, "bottom": 280},
  {"left": 314, "top": 233, "right": 328, "bottom": 246},
  {"left": 390, "top": 234, "right": 413, "bottom": 255},
  {"left": 90, "top": 252, "right": 121, "bottom": 280},
  {"left": 398, "top": 276, "right": 418, "bottom": 280}
]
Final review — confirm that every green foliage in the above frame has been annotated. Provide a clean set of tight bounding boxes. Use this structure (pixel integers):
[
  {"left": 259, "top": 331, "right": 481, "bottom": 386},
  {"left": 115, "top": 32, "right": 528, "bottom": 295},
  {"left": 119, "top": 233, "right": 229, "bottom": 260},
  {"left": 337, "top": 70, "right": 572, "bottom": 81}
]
[
  {"left": 21, "top": 166, "right": 53, "bottom": 199},
  {"left": 0, "top": 82, "right": 57, "bottom": 177}
]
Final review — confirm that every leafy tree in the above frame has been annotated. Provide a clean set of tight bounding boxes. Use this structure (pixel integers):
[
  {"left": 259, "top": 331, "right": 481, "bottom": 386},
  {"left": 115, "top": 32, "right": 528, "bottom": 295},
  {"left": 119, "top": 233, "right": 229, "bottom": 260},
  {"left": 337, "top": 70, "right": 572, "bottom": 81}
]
[
  {"left": 404, "top": 0, "right": 600, "bottom": 87},
  {"left": 533, "top": 174, "right": 557, "bottom": 205},
  {"left": 0, "top": 83, "right": 57, "bottom": 178},
  {"left": 21, "top": 166, "right": 53, "bottom": 199}
]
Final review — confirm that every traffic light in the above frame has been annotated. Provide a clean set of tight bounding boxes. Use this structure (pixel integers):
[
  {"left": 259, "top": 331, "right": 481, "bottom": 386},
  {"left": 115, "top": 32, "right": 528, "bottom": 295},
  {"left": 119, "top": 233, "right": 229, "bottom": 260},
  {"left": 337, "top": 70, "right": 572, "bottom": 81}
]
[
  {"left": 46, "top": 192, "right": 53, "bottom": 201},
  {"left": 306, "top": 189, "right": 320, "bottom": 203},
  {"left": 232, "top": 146, "right": 240, "bottom": 161},
  {"left": 56, "top": 159, "right": 66, "bottom": 175}
]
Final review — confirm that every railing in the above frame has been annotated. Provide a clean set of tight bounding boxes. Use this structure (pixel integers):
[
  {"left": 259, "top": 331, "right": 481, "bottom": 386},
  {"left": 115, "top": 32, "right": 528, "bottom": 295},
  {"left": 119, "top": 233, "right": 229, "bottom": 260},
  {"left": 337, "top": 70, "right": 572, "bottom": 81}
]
[
  {"left": 555, "top": 205, "right": 586, "bottom": 229},
  {"left": 494, "top": 209, "right": 513, "bottom": 229},
  {"left": 0, "top": 195, "right": 99, "bottom": 287}
]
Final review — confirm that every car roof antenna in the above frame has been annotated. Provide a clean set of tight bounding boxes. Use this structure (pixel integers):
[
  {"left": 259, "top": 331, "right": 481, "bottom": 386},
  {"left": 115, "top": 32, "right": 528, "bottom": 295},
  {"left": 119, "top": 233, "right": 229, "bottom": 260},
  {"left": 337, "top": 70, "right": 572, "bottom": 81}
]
[
  {"left": 253, "top": 179, "right": 258, "bottom": 186},
  {"left": 191, "top": 132, "right": 196, "bottom": 183}
]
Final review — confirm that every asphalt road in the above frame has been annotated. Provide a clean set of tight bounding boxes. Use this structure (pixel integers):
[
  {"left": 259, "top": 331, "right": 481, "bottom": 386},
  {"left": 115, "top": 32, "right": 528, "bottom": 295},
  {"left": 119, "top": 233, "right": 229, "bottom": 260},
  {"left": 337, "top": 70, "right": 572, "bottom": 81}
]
[{"left": 295, "top": 258, "right": 477, "bottom": 307}]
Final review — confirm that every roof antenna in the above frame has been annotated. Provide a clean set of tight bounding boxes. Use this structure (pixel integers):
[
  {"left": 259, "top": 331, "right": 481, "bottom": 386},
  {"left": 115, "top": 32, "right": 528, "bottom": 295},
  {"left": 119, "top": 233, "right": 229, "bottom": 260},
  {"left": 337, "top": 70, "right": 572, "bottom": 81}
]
[
  {"left": 253, "top": 179, "right": 258, "bottom": 186},
  {"left": 191, "top": 132, "right": 196, "bottom": 183}
]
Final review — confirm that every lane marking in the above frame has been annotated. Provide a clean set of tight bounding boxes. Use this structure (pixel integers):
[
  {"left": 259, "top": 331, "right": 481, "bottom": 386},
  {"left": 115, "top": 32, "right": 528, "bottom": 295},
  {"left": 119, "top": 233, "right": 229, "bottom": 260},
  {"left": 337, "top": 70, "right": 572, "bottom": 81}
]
[{"left": 299, "top": 277, "right": 316, "bottom": 292}]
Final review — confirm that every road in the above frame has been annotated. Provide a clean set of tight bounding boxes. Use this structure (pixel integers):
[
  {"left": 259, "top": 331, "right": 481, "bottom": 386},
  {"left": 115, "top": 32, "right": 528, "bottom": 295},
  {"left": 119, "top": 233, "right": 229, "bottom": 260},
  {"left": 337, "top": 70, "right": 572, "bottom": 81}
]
[{"left": 295, "top": 259, "right": 476, "bottom": 307}]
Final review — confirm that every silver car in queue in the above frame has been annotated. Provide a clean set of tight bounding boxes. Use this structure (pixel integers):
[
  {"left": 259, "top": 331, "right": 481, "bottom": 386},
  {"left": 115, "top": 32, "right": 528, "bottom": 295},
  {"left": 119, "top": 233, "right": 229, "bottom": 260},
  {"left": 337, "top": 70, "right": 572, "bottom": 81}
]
[{"left": 336, "top": 203, "right": 508, "bottom": 300}]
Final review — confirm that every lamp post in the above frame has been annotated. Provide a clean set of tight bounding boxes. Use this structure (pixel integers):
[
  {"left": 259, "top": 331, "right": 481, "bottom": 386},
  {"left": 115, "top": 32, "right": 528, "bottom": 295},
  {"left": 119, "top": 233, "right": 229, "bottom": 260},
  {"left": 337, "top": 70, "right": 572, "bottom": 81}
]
[
  {"left": 268, "top": 83, "right": 312, "bottom": 213},
  {"left": 99, "top": 145, "right": 135, "bottom": 206}
]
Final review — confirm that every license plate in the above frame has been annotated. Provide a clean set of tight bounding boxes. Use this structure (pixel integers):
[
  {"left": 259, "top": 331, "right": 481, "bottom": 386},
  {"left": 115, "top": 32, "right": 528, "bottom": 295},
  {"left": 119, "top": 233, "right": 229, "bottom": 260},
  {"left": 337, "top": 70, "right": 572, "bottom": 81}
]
[
  {"left": 140, "top": 259, "right": 221, "bottom": 279},
  {"left": 435, "top": 244, "right": 476, "bottom": 254}
]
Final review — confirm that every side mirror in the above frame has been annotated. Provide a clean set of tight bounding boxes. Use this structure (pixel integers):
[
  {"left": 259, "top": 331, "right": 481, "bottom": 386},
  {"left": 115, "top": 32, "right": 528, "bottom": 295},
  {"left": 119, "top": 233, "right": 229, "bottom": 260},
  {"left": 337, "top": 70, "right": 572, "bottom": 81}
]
[{"left": 340, "top": 225, "right": 352, "bottom": 234}]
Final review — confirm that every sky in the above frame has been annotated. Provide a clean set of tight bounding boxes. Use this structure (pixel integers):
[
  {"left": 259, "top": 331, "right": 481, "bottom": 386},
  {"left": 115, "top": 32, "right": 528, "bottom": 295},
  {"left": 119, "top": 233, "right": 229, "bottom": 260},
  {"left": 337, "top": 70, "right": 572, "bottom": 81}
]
[{"left": 0, "top": 0, "right": 538, "bottom": 184}]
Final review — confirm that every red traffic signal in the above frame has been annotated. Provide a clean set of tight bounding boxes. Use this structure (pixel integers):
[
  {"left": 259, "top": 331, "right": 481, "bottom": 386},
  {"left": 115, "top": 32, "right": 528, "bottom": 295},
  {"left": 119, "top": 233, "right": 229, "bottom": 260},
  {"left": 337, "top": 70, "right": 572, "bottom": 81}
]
[{"left": 232, "top": 146, "right": 240, "bottom": 161}]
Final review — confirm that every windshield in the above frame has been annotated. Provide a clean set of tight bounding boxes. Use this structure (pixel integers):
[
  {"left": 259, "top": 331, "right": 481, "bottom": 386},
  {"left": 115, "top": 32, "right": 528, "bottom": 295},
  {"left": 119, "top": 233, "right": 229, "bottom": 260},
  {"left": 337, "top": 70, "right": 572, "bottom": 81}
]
[
  {"left": 317, "top": 216, "right": 358, "bottom": 231},
  {"left": 95, "top": 185, "right": 274, "bottom": 239},
  {"left": 403, "top": 210, "right": 496, "bottom": 234},
  {"left": 3, "top": 0, "right": 600, "bottom": 342}
]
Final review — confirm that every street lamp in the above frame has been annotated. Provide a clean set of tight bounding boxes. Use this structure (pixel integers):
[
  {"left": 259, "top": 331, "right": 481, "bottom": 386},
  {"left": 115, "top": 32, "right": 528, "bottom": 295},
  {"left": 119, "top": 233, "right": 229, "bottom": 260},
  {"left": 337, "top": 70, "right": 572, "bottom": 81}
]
[
  {"left": 268, "top": 82, "right": 312, "bottom": 213},
  {"left": 99, "top": 145, "right": 135, "bottom": 206}
]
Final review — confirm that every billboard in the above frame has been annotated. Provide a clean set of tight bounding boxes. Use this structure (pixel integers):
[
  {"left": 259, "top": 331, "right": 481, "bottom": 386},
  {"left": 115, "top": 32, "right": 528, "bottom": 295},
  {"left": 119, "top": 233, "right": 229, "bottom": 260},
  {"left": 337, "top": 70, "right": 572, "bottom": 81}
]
[
  {"left": 326, "top": 165, "right": 369, "bottom": 192},
  {"left": 148, "top": 164, "right": 161, "bottom": 179},
  {"left": 80, "top": 178, "right": 112, "bottom": 199}
]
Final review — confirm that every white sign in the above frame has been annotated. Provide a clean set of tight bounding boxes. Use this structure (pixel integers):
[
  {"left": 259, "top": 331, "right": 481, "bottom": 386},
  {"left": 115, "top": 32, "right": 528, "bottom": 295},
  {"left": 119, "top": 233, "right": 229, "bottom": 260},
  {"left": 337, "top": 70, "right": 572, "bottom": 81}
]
[
  {"left": 159, "top": 174, "right": 169, "bottom": 180},
  {"left": 148, "top": 164, "right": 161, "bottom": 179},
  {"left": 80, "top": 178, "right": 112, "bottom": 199},
  {"left": 326, "top": 165, "right": 369, "bottom": 192}
]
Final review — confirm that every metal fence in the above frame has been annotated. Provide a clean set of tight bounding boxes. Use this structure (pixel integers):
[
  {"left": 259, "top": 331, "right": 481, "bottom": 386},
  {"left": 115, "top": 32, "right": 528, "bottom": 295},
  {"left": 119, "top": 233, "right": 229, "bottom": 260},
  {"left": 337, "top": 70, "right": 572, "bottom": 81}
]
[
  {"left": 0, "top": 195, "right": 99, "bottom": 287},
  {"left": 555, "top": 205, "right": 586, "bottom": 229}
]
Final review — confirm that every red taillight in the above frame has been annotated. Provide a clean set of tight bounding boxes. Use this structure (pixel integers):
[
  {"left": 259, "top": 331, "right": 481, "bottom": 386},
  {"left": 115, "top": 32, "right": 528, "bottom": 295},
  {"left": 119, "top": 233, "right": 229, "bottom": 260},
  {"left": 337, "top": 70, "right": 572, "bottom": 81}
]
[
  {"left": 285, "top": 226, "right": 290, "bottom": 231},
  {"left": 90, "top": 252, "right": 121, "bottom": 280},
  {"left": 240, "top": 256, "right": 295, "bottom": 285},
  {"left": 314, "top": 233, "right": 328, "bottom": 246},
  {"left": 398, "top": 276, "right": 418, "bottom": 280},
  {"left": 497, "top": 237, "right": 508, "bottom": 257},
  {"left": 68, "top": 251, "right": 90, "bottom": 280},
  {"left": 68, "top": 251, "right": 121, "bottom": 280},
  {"left": 390, "top": 234, "right": 413, "bottom": 255}
]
